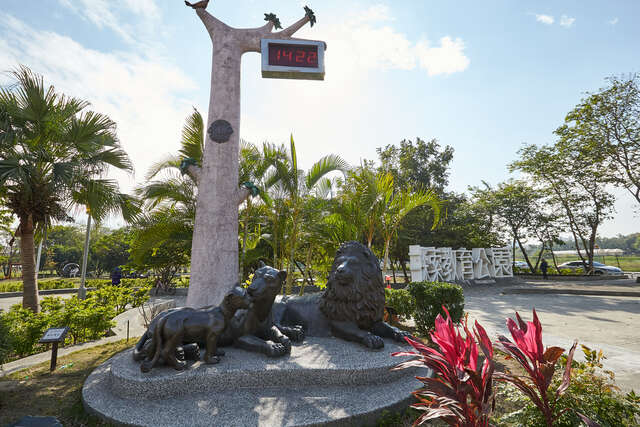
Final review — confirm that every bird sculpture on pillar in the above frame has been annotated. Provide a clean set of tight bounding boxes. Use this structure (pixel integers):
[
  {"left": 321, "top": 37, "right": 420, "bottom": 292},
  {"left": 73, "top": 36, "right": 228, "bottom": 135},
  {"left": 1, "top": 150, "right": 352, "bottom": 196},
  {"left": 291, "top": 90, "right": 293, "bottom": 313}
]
[{"left": 185, "top": 0, "right": 209, "bottom": 9}]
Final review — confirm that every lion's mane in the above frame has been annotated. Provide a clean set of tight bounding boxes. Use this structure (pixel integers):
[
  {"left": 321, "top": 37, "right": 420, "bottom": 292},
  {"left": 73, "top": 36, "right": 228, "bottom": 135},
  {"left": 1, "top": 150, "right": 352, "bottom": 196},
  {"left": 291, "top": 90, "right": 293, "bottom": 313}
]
[{"left": 319, "top": 241, "right": 385, "bottom": 330}]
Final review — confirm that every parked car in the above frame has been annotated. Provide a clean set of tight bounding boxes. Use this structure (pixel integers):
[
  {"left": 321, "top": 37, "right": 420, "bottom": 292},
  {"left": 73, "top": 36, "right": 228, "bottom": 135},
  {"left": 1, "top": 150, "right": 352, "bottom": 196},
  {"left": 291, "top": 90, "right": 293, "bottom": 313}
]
[
  {"left": 513, "top": 261, "right": 529, "bottom": 269},
  {"left": 557, "top": 261, "right": 624, "bottom": 276}
]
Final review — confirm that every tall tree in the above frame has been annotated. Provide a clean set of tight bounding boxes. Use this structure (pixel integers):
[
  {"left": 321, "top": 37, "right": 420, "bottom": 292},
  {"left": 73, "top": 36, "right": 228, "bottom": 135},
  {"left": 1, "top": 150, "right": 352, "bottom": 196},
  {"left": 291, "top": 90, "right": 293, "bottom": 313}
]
[
  {"left": 470, "top": 180, "right": 541, "bottom": 272},
  {"left": 376, "top": 172, "right": 443, "bottom": 270},
  {"left": 511, "top": 143, "right": 615, "bottom": 272},
  {"left": 0, "top": 66, "right": 134, "bottom": 311},
  {"left": 377, "top": 138, "right": 454, "bottom": 193},
  {"left": 267, "top": 135, "right": 348, "bottom": 293},
  {"left": 557, "top": 74, "right": 640, "bottom": 204}
]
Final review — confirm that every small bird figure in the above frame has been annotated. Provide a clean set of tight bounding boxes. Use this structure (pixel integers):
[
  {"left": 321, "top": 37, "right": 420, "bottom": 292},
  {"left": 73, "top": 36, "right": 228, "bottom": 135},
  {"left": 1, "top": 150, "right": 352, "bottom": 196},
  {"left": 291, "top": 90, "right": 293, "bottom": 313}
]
[
  {"left": 185, "top": 0, "right": 209, "bottom": 9},
  {"left": 264, "top": 13, "right": 282, "bottom": 30},
  {"left": 304, "top": 6, "right": 316, "bottom": 27}
]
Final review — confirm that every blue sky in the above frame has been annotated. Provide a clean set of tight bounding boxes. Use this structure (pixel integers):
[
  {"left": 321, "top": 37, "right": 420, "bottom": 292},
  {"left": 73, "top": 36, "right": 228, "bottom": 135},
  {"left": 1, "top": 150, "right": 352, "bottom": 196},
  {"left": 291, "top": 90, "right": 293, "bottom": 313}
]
[{"left": 0, "top": 0, "right": 638, "bottom": 236}]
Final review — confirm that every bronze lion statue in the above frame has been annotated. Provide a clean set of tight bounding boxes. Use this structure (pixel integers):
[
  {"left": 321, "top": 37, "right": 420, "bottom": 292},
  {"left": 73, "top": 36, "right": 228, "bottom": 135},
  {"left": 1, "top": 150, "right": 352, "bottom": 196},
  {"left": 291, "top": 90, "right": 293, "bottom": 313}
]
[{"left": 273, "top": 241, "right": 411, "bottom": 349}]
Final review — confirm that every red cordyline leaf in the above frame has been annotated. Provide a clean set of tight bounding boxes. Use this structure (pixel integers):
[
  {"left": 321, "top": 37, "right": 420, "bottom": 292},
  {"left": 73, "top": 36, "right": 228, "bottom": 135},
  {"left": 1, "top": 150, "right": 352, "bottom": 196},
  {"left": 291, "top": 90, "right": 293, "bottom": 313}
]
[
  {"left": 497, "top": 310, "right": 586, "bottom": 426},
  {"left": 393, "top": 306, "right": 496, "bottom": 426},
  {"left": 556, "top": 340, "right": 578, "bottom": 398}
]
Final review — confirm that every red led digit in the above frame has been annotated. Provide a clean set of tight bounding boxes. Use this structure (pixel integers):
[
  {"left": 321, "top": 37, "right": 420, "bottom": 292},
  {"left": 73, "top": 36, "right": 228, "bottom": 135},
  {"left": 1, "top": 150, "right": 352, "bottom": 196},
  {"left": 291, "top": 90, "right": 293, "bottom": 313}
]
[
  {"left": 307, "top": 51, "right": 317, "bottom": 65},
  {"left": 295, "top": 50, "right": 305, "bottom": 63},
  {"left": 283, "top": 50, "right": 292, "bottom": 61}
]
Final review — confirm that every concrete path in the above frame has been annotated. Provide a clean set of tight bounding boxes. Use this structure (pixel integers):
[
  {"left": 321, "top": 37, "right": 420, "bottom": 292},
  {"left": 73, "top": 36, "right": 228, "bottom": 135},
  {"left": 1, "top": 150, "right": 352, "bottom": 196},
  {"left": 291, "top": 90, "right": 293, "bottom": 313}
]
[
  {"left": 463, "top": 278, "right": 640, "bottom": 392},
  {"left": 0, "top": 294, "right": 185, "bottom": 377}
]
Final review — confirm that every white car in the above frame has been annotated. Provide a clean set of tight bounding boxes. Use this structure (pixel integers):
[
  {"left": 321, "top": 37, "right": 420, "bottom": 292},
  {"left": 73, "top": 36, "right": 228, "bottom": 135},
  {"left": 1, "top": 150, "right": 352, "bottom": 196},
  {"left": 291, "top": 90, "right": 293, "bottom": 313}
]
[
  {"left": 557, "top": 261, "right": 624, "bottom": 276},
  {"left": 513, "top": 261, "right": 528, "bottom": 269}
]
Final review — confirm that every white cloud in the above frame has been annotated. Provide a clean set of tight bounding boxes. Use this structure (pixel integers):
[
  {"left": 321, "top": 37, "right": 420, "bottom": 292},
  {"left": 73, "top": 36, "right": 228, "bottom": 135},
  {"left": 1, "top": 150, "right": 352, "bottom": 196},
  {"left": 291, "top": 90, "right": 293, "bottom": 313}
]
[
  {"left": 608, "top": 17, "right": 619, "bottom": 25},
  {"left": 559, "top": 15, "right": 575, "bottom": 28},
  {"left": 0, "top": 13, "right": 195, "bottom": 194},
  {"left": 57, "top": 0, "right": 161, "bottom": 47},
  {"left": 239, "top": 4, "right": 470, "bottom": 178},
  {"left": 310, "top": 5, "right": 469, "bottom": 76},
  {"left": 535, "top": 14, "right": 554, "bottom": 25},
  {"left": 415, "top": 37, "right": 470, "bottom": 76}
]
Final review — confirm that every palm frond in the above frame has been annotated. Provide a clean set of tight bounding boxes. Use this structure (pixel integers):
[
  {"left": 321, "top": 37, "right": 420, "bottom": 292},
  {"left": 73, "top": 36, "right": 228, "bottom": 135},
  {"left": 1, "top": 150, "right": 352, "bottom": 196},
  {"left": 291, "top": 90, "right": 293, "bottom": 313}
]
[
  {"left": 306, "top": 153, "right": 348, "bottom": 190},
  {"left": 178, "top": 108, "right": 204, "bottom": 164}
]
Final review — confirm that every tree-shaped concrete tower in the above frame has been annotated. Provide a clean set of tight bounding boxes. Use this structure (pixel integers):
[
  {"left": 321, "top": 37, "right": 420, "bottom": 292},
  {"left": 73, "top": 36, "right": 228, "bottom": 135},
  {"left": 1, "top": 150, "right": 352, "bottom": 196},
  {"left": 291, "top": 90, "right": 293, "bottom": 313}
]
[{"left": 185, "top": 3, "right": 317, "bottom": 308}]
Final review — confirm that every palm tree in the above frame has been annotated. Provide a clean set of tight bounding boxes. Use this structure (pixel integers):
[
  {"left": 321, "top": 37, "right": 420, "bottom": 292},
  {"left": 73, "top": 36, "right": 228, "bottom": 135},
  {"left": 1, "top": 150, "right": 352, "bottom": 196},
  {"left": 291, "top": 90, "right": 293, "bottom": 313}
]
[
  {"left": 0, "top": 66, "right": 134, "bottom": 311},
  {"left": 377, "top": 172, "right": 444, "bottom": 270},
  {"left": 73, "top": 178, "right": 139, "bottom": 298},
  {"left": 132, "top": 109, "right": 203, "bottom": 282},
  {"left": 267, "top": 135, "right": 348, "bottom": 293},
  {"left": 135, "top": 110, "right": 274, "bottom": 283}
]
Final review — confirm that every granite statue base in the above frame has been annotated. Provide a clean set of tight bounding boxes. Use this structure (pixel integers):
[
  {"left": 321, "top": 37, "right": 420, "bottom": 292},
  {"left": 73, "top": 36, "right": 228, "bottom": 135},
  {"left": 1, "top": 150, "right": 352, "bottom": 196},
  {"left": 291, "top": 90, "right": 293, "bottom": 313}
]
[{"left": 82, "top": 337, "right": 426, "bottom": 426}]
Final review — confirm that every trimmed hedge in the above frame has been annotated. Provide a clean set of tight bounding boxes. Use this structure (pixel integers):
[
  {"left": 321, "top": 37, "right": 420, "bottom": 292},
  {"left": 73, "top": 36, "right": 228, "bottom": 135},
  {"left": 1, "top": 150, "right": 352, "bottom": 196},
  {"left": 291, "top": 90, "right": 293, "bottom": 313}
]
[
  {"left": 0, "top": 285, "right": 150, "bottom": 361},
  {"left": 384, "top": 288, "right": 415, "bottom": 320},
  {"left": 407, "top": 281, "right": 465, "bottom": 336}
]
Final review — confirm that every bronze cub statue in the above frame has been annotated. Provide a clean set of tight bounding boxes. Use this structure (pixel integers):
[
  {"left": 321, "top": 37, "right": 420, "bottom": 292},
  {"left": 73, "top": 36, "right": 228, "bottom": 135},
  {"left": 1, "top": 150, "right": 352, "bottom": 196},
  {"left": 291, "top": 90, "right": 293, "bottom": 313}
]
[
  {"left": 139, "top": 286, "right": 250, "bottom": 372},
  {"left": 218, "top": 263, "right": 305, "bottom": 357}
]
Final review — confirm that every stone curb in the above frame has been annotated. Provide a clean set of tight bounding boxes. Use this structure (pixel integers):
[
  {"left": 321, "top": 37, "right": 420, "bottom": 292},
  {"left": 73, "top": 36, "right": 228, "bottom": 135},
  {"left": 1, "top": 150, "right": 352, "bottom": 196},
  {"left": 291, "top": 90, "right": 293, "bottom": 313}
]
[
  {"left": 502, "top": 288, "right": 640, "bottom": 297},
  {"left": 0, "top": 287, "right": 97, "bottom": 299}
]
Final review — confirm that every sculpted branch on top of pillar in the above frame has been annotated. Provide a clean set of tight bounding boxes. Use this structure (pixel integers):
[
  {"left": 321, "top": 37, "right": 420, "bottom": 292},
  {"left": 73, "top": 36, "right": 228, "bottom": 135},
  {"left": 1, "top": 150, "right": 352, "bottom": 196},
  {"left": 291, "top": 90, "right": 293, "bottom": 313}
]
[{"left": 190, "top": 3, "right": 317, "bottom": 53}]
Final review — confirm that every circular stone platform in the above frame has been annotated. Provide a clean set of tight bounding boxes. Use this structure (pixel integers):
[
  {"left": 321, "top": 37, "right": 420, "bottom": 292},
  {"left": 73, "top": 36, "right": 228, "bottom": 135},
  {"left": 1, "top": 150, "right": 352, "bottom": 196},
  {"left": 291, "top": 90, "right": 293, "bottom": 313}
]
[{"left": 82, "top": 337, "right": 427, "bottom": 426}]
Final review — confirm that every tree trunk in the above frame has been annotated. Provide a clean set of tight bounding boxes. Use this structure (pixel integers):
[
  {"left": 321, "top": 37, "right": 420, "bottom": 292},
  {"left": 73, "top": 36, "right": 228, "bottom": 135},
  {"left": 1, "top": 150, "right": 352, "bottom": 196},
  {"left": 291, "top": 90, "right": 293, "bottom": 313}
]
[
  {"left": 239, "top": 199, "right": 251, "bottom": 282},
  {"left": 391, "top": 259, "right": 397, "bottom": 284},
  {"left": 79, "top": 214, "right": 92, "bottom": 300},
  {"left": 383, "top": 236, "right": 391, "bottom": 271},
  {"left": 515, "top": 235, "right": 534, "bottom": 273},
  {"left": 285, "top": 209, "right": 300, "bottom": 295},
  {"left": 188, "top": 26, "right": 243, "bottom": 308},
  {"left": 20, "top": 216, "right": 38, "bottom": 312},
  {"left": 400, "top": 258, "right": 408, "bottom": 283}
]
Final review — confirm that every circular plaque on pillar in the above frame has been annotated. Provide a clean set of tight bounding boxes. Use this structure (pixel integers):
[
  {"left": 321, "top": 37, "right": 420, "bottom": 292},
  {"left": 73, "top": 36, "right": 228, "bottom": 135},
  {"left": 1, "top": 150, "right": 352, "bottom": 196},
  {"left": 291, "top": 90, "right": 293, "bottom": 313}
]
[{"left": 208, "top": 119, "right": 234, "bottom": 143}]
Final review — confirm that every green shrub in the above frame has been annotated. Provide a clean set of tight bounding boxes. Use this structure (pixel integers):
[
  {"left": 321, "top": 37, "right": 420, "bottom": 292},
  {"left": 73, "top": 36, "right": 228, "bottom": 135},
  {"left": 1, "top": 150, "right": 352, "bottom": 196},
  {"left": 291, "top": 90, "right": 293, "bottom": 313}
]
[
  {"left": 495, "top": 346, "right": 640, "bottom": 426},
  {"left": 0, "top": 311, "right": 14, "bottom": 365},
  {"left": 384, "top": 287, "right": 414, "bottom": 320},
  {"left": 0, "top": 285, "right": 150, "bottom": 361},
  {"left": 2, "top": 305, "right": 49, "bottom": 357},
  {"left": 407, "top": 281, "right": 464, "bottom": 335}
]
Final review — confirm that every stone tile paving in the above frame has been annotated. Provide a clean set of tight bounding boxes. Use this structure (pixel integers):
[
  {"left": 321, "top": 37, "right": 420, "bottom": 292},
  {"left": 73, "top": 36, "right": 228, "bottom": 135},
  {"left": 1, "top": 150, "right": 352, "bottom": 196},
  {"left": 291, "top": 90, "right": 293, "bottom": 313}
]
[{"left": 463, "top": 278, "right": 640, "bottom": 391}]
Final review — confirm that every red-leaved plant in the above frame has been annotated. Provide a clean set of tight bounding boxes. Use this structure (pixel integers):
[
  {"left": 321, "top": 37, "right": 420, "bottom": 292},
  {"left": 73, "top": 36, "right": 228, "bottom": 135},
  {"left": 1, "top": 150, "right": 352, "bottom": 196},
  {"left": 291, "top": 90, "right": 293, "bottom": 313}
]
[
  {"left": 392, "top": 307, "right": 495, "bottom": 426},
  {"left": 493, "top": 309, "right": 596, "bottom": 426}
]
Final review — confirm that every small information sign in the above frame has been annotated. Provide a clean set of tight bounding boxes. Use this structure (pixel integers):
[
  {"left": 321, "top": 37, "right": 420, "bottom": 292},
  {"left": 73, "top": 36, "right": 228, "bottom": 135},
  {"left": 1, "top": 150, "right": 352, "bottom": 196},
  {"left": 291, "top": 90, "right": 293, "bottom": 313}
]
[
  {"left": 39, "top": 327, "right": 69, "bottom": 371},
  {"left": 39, "top": 327, "right": 69, "bottom": 344}
]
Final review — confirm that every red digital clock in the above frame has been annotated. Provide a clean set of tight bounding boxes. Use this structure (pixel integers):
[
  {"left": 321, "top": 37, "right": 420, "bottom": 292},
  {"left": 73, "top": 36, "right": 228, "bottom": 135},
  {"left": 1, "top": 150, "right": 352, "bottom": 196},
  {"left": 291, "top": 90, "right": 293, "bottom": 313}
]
[
  {"left": 261, "top": 39, "right": 325, "bottom": 80},
  {"left": 268, "top": 43, "right": 318, "bottom": 68}
]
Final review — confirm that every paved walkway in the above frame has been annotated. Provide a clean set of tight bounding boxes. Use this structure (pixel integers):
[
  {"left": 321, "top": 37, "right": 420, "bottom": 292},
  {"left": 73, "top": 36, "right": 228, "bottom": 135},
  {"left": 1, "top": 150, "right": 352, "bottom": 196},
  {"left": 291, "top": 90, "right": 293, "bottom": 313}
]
[
  {"left": 463, "top": 278, "right": 640, "bottom": 392},
  {"left": 0, "top": 294, "right": 185, "bottom": 377}
]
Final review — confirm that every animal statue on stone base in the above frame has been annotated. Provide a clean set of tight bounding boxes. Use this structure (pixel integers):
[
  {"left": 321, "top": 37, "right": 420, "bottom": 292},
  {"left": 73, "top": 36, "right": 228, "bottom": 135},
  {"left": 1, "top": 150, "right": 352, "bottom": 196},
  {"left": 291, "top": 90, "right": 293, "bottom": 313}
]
[
  {"left": 137, "top": 286, "right": 250, "bottom": 372},
  {"left": 218, "top": 264, "right": 305, "bottom": 357},
  {"left": 273, "top": 241, "right": 412, "bottom": 349}
]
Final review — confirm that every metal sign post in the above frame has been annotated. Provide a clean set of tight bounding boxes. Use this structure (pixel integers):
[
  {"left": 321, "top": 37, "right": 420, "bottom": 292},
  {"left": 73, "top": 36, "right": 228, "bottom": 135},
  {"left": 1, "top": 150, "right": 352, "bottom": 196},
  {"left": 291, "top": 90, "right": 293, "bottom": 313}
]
[{"left": 39, "top": 327, "right": 69, "bottom": 372}]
